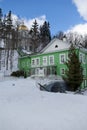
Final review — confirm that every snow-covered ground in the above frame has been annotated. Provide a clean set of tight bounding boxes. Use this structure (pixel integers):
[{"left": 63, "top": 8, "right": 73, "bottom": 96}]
[{"left": 0, "top": 77, "right": 87, "bottom": 130}]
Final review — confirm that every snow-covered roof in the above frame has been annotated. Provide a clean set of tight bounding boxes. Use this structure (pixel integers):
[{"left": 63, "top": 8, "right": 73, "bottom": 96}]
[
  {"left": 17, "top": 47, "right": 33, "bottom": 57},
  {"left": 41, "top": 38, "right": 70, "bottom": 53},
  {"left": 22, "top": 49, "right": 32, "bottom": 55}
]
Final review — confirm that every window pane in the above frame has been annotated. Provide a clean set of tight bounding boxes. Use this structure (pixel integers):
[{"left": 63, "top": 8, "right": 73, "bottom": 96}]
[{"left": 49, "top": 56, "right": 54, "bottom": 65}]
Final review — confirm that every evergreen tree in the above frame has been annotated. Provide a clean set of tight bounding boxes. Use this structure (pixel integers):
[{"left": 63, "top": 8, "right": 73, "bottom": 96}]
[
  {"left": 55, "top": 31, "right": 64, "bottom": 40},
  {"left": 29, "top": 19, "right": 40, "bottom": 52},
  {"left": 63, "top": 44, "right": 83, "bottom": 91},
  {"left": 0, "top": 8, "right": 3, "bottom": 25},
  {"left": 5, "top": 10, "right": 13, "bottom": 31},
  {"left": 40, "top": 21, "right": 51, "bottom": 48},
  {"left": 0, "top": 8, "right": 3, "bottom": 70},
  {"left": 4, "top": 10, "right": 15, "bottom": 70},
  {"left": 0, "top": 8, "right": 3, "bottom": 38}
]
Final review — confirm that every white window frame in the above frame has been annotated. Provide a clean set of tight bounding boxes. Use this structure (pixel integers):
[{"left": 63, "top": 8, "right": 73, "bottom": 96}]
[
  {"left": 83, "top": 68, "right": 86, "bottom": 76},
  {"left": 43, "top": 56, "right": 47, "bottom": 66},
  {"left": 83, "top": 54, "right": 85, "bottom": 64},
  {"left": 36, "top": 58, "right": 40, "bottom": 66},
  {"left": 31, "top": 59, "right": 35, "bottom": 66},
  {"left": 79, "top": 53, "right": 85, "bottom": 64},
  {"left": 35, "top": 68, "right": 39, "bottom": 75},
  {"left": 60, "top": 68, "right": 65, "bottom": 75},
  {"left": 79, "top": 53, "right": 83, "bottom": 63},
  {"left": 49, "top": 55, "right": 54, "bottom": 65},
  {"left": 60, "top": 54, "right": 66, "bottom": 64}
]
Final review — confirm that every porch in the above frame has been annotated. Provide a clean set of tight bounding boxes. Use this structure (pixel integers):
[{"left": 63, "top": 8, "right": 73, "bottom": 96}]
[{"left": 30, "top": 66, "right": 57, "bottom": 76}]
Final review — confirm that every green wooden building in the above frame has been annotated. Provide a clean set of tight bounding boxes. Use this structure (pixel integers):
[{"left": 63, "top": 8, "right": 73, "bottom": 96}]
[{"left": 18, "top": 38, "right": 87, "bottom": 87}]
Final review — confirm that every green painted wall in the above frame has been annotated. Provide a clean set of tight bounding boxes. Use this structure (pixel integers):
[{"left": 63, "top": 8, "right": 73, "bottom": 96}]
[
  {"left": 18, "top": 49, "right": 70, "bottom": 76},
  {"left": 18, "top": 48, "right": 87, "bottom": 88},
  {"left": 18, "top": 56, "right": 31, "bottom": 76}
]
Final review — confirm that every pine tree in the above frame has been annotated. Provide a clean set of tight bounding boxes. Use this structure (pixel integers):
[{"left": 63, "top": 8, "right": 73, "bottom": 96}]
[{"left": 63, "top": 44, "right": 83, "bottom": 91}]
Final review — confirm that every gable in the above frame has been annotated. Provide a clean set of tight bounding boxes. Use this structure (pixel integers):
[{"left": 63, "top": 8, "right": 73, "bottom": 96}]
[{"left": 41, "top": 38, "right": 70, "bottom": 53}]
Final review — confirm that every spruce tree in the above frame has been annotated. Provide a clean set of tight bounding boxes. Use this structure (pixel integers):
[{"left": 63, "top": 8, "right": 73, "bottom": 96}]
[
  {"left": 4, "top": 10, "right": 14, "bottom": 70},
  {"left": 40, "top": 21, "right": 51, "bottom": 48},
  {"left": 0, "top": 8, "right": 3, "bottom": 70},
  {"left": 63, "top": 44, "right": 83, "bottom": 91},
  {"left": 0, "top": 8, "right": 3, "bottom": 25},
  {"left": 0, "top": 8, "right": 3, "bottom": 37},
  {"left": 29, "top": 19, "right": 40, "bottom": 52}
]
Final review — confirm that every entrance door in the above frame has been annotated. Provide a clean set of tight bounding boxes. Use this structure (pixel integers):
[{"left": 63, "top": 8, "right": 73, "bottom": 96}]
[
  {"left": 35, "top": 68, "right": 44, "bottom": 76},
  {"left": 39, "top": 68, "right": 44, "bottom": 76},
  {"left": 35, "top": 68, "right": 39, "bottom": 75}
]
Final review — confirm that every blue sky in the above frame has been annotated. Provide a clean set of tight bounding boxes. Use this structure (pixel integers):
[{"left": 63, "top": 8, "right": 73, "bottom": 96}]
[{"left": 0, "top": 0, "right": 87, "bottom": 35}]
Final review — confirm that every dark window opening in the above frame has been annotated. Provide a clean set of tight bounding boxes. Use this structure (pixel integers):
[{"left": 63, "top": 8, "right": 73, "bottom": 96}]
[{"left": 55, "top": 45, "right": 58, "bottom": 48}]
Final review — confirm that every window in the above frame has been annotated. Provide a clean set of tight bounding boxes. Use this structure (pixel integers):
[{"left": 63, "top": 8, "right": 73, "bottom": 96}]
[
  {"left": 61, "top": 68, "right": 65, "bottom": 75},
  {"left": 60, "top": 54, "right": 65, "bottom": 63},
  {"left": 31, "top": 59, "right": 35, "bottom": 66},
  {"left": 43, "top": 56, "right": 47, "bottom": 65},
  {"left": 79, "top": 53, "right": 85, "bottom": 63},
  {"left": 83, "top": 54, "right": 85, "bottom": 63},
  {"left": 36, "top": 58, "right": 40, "bottom": 66},
  {"left": 83, "top": 68, "right": 86, "bottom": 76},
  {"left": 55, "top": 45, "right": 58, "bottom": 48},
  {"left": 79, "top": 53, "right": 83, "bottom": 63},
  {"left": 49, "top": 55, "right": 54, "bottom": 65},
  {"left": 35, "top": 68, "right": 39, "bottom": 75},
  {"left": 31, "top": 58, "right": 40, "bottom": 66}
]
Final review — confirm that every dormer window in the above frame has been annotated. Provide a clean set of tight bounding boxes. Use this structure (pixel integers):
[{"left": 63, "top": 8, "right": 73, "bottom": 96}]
[{"left": 55, "top": 45, "right": 58, "bottom": 48}]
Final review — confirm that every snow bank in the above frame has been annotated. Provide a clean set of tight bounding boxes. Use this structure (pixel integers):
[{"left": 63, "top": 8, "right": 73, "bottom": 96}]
[{"left": 0, "top": 77, "right": 87, "bottom": 130}]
